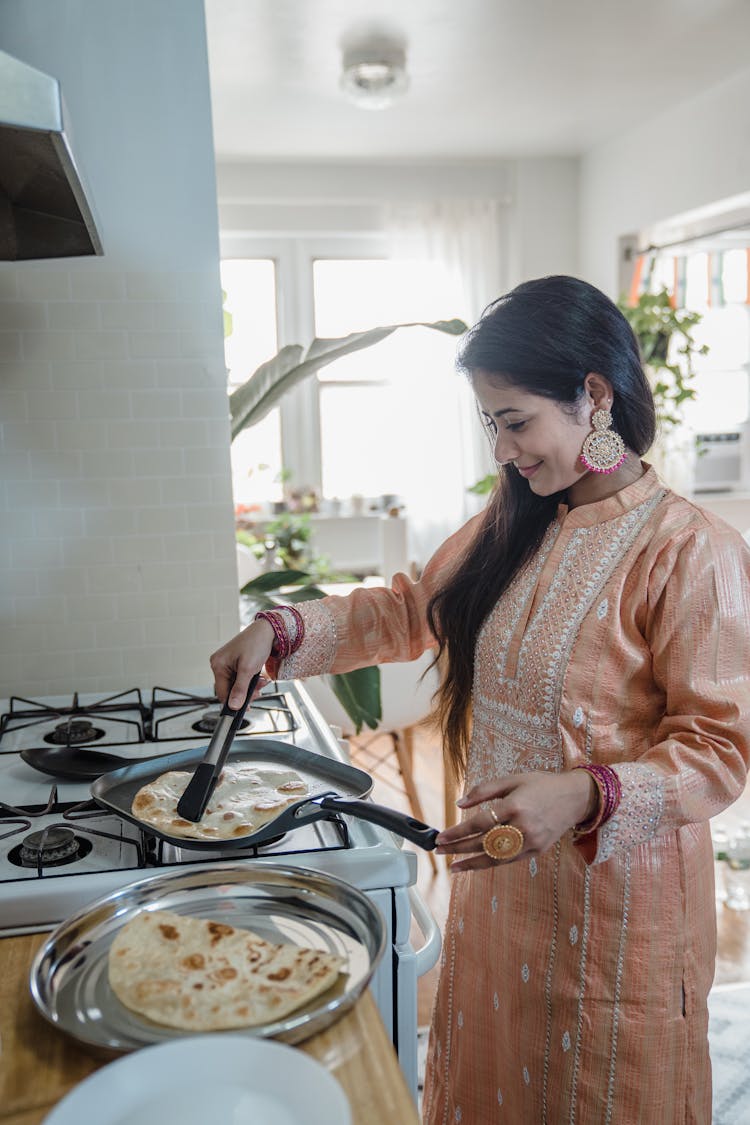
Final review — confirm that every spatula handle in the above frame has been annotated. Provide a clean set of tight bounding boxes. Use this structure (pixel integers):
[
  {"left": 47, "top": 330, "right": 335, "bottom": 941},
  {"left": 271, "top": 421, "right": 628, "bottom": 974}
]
[{"left": 175, "top": 673, "right": 260, "bottom": 822}]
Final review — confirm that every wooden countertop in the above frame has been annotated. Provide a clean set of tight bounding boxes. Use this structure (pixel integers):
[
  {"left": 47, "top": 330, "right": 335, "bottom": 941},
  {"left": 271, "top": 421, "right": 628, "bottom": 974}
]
[{"left": 0, "top": 933, "right": 419, "bottom": 1125}]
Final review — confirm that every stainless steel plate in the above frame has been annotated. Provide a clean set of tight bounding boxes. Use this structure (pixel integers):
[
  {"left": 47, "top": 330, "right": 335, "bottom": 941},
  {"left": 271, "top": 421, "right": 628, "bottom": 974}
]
[{"left": 30, "top": 862, "right": 385, "bottom": 1052}]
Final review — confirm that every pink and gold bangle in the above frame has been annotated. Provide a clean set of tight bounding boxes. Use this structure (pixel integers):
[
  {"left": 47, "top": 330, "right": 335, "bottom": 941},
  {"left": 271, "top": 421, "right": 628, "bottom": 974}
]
[
  {"left": 280, "top": 604, "right": 305, "bottom": 652},
  {"left": 572, "top": 763, "right": 622, "bottom": 836},
  {"left": 255, "top": 610, "right": 290, "bottom": 658},
  {"left": 254, "top": 605, "right": 306, "bottom": 660}
]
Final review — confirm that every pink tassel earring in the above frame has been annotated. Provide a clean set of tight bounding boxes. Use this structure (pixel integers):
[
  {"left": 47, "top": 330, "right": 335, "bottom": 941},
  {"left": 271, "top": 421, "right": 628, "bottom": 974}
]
[{"left": 580, "top": 409, "right": 627, "bottom": 474}]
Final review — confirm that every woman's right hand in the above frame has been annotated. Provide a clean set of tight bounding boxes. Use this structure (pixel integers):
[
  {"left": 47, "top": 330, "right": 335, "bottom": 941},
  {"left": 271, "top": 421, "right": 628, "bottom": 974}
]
[{"left": 210, "top": 619, "right": 276, "bottom": 709}]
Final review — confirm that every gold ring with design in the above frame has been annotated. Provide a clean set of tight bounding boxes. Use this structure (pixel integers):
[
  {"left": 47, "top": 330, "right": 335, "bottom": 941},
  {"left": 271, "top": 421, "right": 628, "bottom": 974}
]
[
  {"left": 489, "top": 806, "right": 500, "bottom": 825},
  {"left": 482, "top": 823, "right": 525, "bottom": 861}
]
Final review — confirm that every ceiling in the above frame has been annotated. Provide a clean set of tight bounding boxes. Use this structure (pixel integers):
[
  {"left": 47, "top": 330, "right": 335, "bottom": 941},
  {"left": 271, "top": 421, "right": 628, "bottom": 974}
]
[{"left": 204, "top": 0, "right": 750, "bottom": 163}]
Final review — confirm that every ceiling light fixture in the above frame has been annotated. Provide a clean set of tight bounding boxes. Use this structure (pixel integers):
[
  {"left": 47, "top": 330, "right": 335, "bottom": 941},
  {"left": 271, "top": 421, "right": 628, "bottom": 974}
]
[{"left": 340, "top": 39, "right": 409, "bottom": 110}]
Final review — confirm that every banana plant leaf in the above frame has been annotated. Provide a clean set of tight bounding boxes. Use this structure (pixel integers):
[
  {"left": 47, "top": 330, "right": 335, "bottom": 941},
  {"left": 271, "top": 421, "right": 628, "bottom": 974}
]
[
  {"left": 327, "top": 667, "right": 381, "bottom": 733},
  {"left": 239, "top": 570, "right": 382, "bottom": 733},
  {"left": 229, "top": 319, "right": 467, "bottom": 440}
]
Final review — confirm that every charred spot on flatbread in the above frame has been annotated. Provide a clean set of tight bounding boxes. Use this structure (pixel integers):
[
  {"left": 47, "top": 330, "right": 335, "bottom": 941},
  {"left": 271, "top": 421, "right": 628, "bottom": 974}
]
[{"left": 108, "top": 908, "right": 346, "bottom": 1031}]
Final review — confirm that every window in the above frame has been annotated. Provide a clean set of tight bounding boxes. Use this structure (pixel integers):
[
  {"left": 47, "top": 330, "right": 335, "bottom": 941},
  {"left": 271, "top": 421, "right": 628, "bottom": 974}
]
[
  {"left": 684, "top": 250, "right": 750, "bottom": 434},
  {"left": 645, "top": 249, "right": 750, "bottom": 437},
  {"left": 313, "top": 258, "right": 463, "bottom": 503},
  {"left": 220, "top": 259, "right": 283, "bottom": 507},
  {"left": 219, "top": 238, "right": 472, "bottom": 565}
]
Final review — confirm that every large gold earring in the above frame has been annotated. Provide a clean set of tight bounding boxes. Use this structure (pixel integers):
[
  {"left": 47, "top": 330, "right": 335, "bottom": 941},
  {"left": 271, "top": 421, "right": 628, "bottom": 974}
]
[{"left": 580, "top": 409, "right": 627, "bottom": 474}]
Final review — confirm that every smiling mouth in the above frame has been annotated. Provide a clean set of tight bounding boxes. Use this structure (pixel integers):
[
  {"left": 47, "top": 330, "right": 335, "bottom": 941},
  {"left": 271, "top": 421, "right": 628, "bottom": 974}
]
[{"left": 516, "top": 461, "right": 542, "bottom": 478}]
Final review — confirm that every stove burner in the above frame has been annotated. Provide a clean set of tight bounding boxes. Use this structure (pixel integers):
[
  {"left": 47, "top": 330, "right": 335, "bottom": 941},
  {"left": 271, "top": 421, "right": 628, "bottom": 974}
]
[
  {"left": 191, "top": 709, "right": 251, "bottom": 735},
  {"left": 10, "top": 826, "right": 94, "bottom": 869},
  {"left": 43, "top": 719, "right": 106, "bottom": 746}
]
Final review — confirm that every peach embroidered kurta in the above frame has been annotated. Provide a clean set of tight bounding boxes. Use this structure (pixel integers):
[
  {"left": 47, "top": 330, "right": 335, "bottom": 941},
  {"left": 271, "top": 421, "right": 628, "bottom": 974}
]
[{"left": 276, "top": 468, "right": 750, "bottom": 1124}]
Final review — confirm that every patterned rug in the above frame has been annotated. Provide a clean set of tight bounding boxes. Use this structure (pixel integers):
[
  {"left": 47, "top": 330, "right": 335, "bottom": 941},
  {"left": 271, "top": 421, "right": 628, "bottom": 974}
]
[
  {"left": 416, "top": 983, "right": 750, "bottom": 1121},
  {"left": 708, "top": 983, "right": 750, "bottom": 1124}
]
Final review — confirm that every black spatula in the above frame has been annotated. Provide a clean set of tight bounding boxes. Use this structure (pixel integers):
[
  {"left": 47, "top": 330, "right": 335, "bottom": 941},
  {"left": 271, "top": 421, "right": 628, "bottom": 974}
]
[{"left": 175, "top": 673, "right": 260, "bottom": 822}]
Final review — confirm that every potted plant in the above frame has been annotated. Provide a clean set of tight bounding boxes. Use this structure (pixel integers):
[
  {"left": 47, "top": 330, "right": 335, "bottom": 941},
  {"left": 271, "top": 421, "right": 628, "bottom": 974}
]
[
  {"left": 229, "top": 316, "right": 468, "bottom": 732},
  {"left": 618, "top": 287, "right": 709, "bottom": 493},
  {"left": 617, "top": 287, "right": 707, "bottom": 432}
]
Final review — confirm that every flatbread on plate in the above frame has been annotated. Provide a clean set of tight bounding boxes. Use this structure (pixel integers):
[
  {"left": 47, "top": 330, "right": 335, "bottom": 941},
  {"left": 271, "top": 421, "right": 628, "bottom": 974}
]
[
  {"left": 131, "top": 763, "right": 309, "bottom": 840},
  {"left": 108, "top": 908, "right": 346, "bottom": 1031}
]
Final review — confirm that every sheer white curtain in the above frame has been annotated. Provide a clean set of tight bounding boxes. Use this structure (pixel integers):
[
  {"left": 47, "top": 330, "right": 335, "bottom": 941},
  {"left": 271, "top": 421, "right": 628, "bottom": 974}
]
[{"left": 383, "top": 200, "right": 508, "bottom": 562}]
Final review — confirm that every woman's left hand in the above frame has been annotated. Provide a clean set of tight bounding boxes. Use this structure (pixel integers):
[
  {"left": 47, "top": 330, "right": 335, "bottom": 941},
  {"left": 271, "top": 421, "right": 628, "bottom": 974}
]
[{"left": 435, "top": 769, "right": 595, "bottom": 872}]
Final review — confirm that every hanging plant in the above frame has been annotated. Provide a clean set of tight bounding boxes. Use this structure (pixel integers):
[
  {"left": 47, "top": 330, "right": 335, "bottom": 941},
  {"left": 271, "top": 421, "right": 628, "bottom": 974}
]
[{"left": 617, "top": 288, "right": 708, "bottom": 431}]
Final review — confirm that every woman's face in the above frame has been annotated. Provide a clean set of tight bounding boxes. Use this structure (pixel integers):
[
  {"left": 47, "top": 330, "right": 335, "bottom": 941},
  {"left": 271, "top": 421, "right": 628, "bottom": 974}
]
[{"left": 471, "top": 369, "right": 605, "bottom": 502}]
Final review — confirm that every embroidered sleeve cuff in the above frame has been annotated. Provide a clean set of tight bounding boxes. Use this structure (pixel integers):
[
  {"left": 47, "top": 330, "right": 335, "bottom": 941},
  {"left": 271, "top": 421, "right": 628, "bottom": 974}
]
[
  {"left": 574, "top": 762, "right": 665, "bottom": 866},
  {"left": 271, "top": 599, "right": 337, "bottom": 680}
]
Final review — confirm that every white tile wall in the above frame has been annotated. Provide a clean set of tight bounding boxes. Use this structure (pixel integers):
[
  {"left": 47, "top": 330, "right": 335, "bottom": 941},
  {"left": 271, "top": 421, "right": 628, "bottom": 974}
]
[{"left": 0, "top": 266, "right": 240, "bottom": 698}]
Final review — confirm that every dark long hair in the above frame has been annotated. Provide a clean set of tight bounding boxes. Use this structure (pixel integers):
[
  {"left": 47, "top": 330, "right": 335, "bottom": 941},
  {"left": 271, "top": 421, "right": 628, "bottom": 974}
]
[{"left": 427, "top": 275, "right": 656, "bottom": 777}]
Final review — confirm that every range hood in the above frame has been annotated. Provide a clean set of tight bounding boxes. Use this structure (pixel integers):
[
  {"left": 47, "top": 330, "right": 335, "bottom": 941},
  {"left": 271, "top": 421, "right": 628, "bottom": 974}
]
[{"left": 0, "top": 50, "right": 102, "bottom": 260}]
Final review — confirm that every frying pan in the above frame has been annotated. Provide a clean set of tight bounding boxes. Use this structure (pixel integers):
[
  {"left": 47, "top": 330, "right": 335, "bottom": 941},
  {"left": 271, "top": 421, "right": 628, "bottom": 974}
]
[{"left": 90, "top": 737, "right": 438, "bottom": 852}]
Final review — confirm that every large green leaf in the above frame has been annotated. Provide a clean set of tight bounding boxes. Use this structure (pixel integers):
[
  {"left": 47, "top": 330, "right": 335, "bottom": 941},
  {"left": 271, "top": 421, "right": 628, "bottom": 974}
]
[
  {"left": 327, "top": 667, "right": 381, "bottom": 734},
  {"left": 240, "top": 568, "right": 311, "bottom": 593},
  {"left": 229, "top": 319, "right": 467, "bottom": 440}
]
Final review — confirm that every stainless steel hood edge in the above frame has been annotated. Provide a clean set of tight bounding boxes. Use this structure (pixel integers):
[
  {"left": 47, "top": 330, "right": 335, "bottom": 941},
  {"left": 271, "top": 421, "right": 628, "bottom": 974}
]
[{"left": 0, "top": 49, "right": 103, "bottom": 261}]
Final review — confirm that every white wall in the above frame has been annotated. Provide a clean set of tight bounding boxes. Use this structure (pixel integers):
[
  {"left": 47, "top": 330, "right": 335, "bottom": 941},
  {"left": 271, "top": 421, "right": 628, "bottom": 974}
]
[
  {"left": 216, "top": 156, "right": 580, "bottom": 286},
  {"left": 580, "top": 65, "right": 750, "bottom": 295},
  {"left": 508, "top": 158, "right": 580, "bottom": 285},
  {"left": 0, "top": 0, "right": 240, "bottom": 698}
]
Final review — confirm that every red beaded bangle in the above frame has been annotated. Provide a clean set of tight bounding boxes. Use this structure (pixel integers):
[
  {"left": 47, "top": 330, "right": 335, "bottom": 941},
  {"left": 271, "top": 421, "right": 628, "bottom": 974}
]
[
  {"left": 254, "top": 605, "right": 306, "bottom": 660},
  {"left": 254, "top": 610, "right": 291, "bottom": 659},
  {"left": 572, "top": 763, "right": 622, "bottom": 836}
]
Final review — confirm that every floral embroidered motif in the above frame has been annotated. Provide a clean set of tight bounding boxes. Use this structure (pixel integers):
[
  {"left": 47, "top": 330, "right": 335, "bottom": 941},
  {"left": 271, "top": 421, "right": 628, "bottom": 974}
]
[
  {"left": 493, "top": 992, "right": 499, "bottom": 1011},
  {"left": 455, "top": 1108, "right": 462, "bottom": 1122},
  {"left": 457, "top": 917, "right": 464, "bottom": 934},
  {"left": 529, "top": 857, "right": 538, "bottom": 877},
  {"left": 523, "top": 1066, "right": 530, "bottom": 1086},
  {"left": 491, "top": 894, "right": 498, "bottom": 913},
  {"left": 569, "top": 925, "right": 579, "bottom": 945},
  {"left": 596, "top": 762, "right": 665, "bottom": 863},
  {"left": 521, "top": 963, "right": 530, "bottom": 983},
  {"left": 279, "top": 599, "right": 337, "bottom": 679},
  {"left": 457, "top": 1010, "right": 464, "bottom": 1029},
  {"left": 562, "top": 1030, "right": 571, "bottom": 1052},
  {"left": 573, "top": 706, "right": 584, "bottom": 728},
  {"left": 597, "top": 597, "right": 609, "bottom": 619},
  {"left": 497, "top": 1089, "right": 504, "bottom": 1106},
  {"left": 467, "top": 494, "right": 664, "bottom": 791}
]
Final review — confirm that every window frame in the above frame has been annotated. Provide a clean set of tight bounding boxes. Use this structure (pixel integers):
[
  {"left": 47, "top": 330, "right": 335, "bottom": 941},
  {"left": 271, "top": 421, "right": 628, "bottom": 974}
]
[{"left": 219, "top": 232, "right": 389, "bottom": 495}]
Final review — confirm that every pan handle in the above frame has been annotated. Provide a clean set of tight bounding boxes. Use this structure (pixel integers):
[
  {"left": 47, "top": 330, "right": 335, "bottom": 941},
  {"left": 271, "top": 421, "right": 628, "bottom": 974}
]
[{"left": 315, "top": 795, "right": 438, "bottom": 851}]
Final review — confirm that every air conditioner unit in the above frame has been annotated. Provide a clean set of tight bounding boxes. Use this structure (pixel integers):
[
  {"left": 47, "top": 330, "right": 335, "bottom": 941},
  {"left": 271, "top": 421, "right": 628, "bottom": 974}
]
[{"left": 693, "top": 428, "right": 750, "bottom": 493}]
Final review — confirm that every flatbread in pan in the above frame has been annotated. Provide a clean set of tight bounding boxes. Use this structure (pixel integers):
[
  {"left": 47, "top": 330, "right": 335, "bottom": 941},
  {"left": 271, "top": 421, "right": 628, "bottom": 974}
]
[
  {"left": 131, "top": 763, "right": 309, "bottom": 840},
  {"left": 108, "top": 908, "right": 346, "bottom": 1031}
]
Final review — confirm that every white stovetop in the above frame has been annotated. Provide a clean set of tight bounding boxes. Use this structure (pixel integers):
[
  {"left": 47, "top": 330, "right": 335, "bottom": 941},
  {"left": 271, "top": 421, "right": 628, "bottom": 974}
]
[{"left": 0, "top": 681, "right": 418, "bottom": 934}]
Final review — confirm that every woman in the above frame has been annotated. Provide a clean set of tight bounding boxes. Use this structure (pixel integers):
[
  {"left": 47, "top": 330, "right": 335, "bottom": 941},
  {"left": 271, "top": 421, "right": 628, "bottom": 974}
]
[{"left": 211, "top": 275, "right": 750, "bottom": 1124}]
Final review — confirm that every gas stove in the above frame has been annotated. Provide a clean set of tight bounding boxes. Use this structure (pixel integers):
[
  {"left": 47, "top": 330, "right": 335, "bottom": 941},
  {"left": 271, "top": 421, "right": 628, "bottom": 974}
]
[
  {"left": 0, "top": 685, "right": 298, "bottom": 758},
  {"left": 0, "top": 681, "right": 411, "bottom": 904},
  {"left": 0, "top": 680, "right": 439, "bottom": 1098}
]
